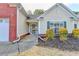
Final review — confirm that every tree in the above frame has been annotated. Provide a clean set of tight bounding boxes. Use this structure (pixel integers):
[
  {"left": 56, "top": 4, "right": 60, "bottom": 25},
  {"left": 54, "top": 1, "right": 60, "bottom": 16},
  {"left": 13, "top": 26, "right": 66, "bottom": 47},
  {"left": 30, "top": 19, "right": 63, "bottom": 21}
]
[{"left": 34, "top": 9, "right": 44, "bottom": 15}]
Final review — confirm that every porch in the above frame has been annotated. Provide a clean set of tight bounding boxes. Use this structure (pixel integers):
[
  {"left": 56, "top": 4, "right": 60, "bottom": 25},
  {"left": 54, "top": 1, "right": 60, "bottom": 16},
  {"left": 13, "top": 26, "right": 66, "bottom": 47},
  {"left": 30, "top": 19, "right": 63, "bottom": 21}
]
[{"left": 26, "top": 19, "right": 39, "bottom": 35}]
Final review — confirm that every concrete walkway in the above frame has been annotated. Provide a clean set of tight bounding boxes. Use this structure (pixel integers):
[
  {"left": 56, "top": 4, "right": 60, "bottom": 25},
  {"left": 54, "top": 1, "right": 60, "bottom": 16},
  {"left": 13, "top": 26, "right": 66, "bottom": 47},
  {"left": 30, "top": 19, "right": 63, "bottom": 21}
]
[{"left": 0, "top": 35, "right": 38, "bottom": 56}]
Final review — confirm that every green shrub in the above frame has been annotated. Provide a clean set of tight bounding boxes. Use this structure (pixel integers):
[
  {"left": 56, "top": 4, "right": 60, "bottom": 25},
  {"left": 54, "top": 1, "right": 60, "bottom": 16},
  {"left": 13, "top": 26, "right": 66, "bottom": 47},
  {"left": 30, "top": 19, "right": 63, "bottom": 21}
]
[
  {"left": 72, "top": 28, "right": 79, "bottom": 39},
  {"left": 46, "top": 28, "right": 54, "bottom": 40},
  {"left": 59, "top": 27, "right": 68, "bottom": 42}
]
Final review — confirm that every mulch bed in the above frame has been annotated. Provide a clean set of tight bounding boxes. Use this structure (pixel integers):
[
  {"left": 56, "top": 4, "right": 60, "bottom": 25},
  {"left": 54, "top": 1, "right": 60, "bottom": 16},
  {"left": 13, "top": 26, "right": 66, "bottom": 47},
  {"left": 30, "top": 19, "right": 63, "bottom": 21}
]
[{"left": 38, "top": 35, "right": 79, "bottom": 51}]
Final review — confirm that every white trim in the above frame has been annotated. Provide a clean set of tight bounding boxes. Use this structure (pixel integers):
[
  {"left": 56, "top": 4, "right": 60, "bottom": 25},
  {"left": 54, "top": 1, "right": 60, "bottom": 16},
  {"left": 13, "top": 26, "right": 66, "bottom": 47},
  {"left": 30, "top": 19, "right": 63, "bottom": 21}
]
[
  {"left": 26, "top": 20, "right": 38, "bottom": 22},
  {"left": 29, "top": 23, "right": 31, "bottom": 34},
  {"left": 38, "top": 21, "right": 40, "bottom": 34}
]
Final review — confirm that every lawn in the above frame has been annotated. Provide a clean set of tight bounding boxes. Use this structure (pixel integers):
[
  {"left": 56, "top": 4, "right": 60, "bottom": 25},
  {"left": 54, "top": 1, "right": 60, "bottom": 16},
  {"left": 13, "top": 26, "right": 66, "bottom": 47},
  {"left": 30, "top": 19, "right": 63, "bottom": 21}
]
[{"left": 17, "top": 46, "right": 79, "bottom": 56}]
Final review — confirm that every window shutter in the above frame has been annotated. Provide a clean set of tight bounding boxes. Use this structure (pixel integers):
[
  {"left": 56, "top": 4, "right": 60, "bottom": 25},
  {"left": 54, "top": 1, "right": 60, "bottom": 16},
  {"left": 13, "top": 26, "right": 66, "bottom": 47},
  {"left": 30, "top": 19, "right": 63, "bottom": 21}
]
[
  {"left": 47, "top": 21, "right": 50, "bottom": 29},
  {"left": 64, "top": 21, "right": 66, "bottom": 28},
  {"left": 74, "top": 24, "right": 77, "bottom": 28}
]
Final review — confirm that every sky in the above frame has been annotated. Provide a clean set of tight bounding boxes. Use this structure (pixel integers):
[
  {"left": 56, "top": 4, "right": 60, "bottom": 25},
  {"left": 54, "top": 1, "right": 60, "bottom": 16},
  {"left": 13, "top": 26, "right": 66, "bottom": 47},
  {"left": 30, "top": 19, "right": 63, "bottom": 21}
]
[
  {"left": 67, "top": 3, "right": 79, "bottom": 11},
  {"left": 22, "top": 3, "right": 79, "bottom": 13}
]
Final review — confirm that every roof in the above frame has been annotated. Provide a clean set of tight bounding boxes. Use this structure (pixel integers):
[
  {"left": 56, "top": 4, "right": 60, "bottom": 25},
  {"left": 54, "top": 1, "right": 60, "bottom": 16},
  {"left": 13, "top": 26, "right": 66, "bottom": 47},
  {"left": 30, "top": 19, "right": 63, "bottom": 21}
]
[
  {"left": 26, "top": 15, "right": 39, "bottom": 19},
  {"left": 37, "top": 3, "right": 78, "bottom": 20}
]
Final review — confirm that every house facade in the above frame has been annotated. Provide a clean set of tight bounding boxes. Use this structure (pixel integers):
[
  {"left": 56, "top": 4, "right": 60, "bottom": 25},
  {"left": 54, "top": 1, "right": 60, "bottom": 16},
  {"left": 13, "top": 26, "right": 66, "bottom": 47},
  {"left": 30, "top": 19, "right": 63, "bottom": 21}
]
[
  {"left": 0, "top": 3, "right": 27, "bottom": 42},
  {"left": 0, "top": 3, "right": 79, "bottom": 42},
  {"left": 26, "top": 3, "right": 79, "bottom": 35}
]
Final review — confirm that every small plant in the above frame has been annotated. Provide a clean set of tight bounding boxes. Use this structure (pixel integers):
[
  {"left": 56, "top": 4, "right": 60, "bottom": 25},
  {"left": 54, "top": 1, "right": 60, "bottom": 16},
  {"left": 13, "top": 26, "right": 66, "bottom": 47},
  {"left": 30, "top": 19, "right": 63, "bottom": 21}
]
[
  {"left": 72, "top": 28, "right": 79, "bottom": 39},
  {"left": 46, "top": 28, "right": 54, "bottom": 40},
  {"left": 59, "top": 27, "right": 68, "bottom": 42}
]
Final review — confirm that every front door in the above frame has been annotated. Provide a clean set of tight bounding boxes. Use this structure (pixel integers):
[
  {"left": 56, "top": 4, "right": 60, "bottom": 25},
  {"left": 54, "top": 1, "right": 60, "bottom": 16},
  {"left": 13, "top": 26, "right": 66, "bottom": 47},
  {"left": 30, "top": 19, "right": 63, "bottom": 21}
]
[
  {"left": 54, "top": 23, "right": 59, "bottom": 35},
  {"left": 30, "top": 23, "right": 38, "bottom": 35},
  {"left": 0, "top": 19, "right": 9, "bottom": 41}
]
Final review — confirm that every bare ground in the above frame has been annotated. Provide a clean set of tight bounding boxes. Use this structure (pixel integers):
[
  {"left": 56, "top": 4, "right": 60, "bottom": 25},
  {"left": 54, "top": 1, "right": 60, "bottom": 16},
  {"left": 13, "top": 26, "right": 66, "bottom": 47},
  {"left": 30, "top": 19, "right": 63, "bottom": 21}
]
[{"left": 17, "top": 46, "right": 79, "bottom": 56}]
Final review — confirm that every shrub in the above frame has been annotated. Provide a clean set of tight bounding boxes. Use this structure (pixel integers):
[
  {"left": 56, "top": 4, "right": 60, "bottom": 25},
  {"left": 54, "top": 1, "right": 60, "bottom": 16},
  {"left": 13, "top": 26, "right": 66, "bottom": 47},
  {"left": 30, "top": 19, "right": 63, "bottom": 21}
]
[
  {"left": 72, "top": 28, "right": 79, "bottom": 39},
  {"left": 46, "top": 28, "right": 54, "bottom": 40},
  {"left": 59, "top": 27, "right": 68, "bottom": 42}
]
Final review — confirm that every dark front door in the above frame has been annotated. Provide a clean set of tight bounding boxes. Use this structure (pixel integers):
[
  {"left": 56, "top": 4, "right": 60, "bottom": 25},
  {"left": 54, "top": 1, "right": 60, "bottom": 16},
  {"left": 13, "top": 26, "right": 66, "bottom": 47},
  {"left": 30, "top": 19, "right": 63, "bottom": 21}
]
[{"left": 54, "top": 23, "right": 59, "bottom": 35}]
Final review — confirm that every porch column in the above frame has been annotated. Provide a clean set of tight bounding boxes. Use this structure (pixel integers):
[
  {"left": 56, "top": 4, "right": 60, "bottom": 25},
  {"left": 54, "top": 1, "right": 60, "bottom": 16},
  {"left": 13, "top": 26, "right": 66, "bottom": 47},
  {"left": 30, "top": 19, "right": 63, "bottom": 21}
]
[{"left": 38, "top": 21, "right": 40, "bottom": 35}]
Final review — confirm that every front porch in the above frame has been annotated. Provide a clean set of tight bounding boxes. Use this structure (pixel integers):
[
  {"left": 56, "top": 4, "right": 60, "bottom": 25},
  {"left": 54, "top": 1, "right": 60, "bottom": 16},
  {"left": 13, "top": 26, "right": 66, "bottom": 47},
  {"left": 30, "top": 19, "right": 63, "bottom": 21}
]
[{"left": 26, "top": 19, "right": 39, "bottom": 35}]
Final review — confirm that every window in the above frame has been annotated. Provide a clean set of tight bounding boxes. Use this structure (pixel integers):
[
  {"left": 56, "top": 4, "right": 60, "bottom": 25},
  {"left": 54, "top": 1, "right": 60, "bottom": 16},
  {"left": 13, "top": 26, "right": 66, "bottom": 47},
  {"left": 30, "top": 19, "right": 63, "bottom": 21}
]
[
  {"left": 47, "top": 21, "right": 66, "bottom": 29},
  {"left": 50, "top": 23, "right": 53, "bottom": 25},
  {"left": 60, "top": 23, "right": 63, "bottom": 27},
  {"left": 54, "top": 23, "right": 59, "bottom": 27},
  {"left": 74, "top": 24, "right": 77, "bottom": 28}
]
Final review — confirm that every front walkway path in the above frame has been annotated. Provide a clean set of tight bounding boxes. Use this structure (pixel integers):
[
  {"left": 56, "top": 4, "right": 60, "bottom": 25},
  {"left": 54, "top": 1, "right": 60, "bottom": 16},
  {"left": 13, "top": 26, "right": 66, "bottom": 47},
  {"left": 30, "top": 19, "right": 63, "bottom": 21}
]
[{"left": 0, "top": 35, "right": 38, "bottom": 56}]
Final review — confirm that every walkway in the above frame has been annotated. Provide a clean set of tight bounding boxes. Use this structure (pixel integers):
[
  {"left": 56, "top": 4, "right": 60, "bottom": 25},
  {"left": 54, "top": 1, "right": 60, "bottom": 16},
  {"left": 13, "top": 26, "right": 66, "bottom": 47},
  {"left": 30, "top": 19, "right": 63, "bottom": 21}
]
[{"left": 0, "top": 35, "right": 38, "bottom": 56}]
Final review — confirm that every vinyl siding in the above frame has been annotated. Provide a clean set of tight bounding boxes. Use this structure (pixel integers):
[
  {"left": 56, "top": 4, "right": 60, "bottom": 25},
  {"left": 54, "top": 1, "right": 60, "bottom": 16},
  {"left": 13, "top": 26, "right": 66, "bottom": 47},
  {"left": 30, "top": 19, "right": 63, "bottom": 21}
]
[
  {"left": 17, "top": 8, "right": 29, "bottom": 37},
  {"left": 38, "top": 6, "right": 75, "bottom": 34}
]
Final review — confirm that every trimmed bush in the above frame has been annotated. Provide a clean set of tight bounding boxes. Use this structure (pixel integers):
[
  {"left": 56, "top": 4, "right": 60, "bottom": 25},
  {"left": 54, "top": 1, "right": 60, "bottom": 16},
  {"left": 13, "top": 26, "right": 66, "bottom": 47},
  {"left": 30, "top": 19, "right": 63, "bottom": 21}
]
[
  {"left": 59, "top": 27, "right": 68, "bottom": 42},
  {"left": 72, "top": 28, "right": 79, "bottom": 39},
  {"left": 46, "top": 28, "right": 54, "bottom": 40}
]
